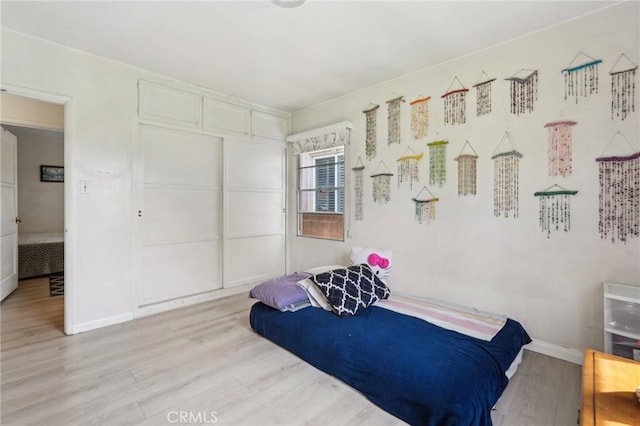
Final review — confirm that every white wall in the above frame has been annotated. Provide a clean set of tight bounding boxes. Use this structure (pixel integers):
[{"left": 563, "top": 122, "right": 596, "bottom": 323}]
[
  {"left": 1, "top": 29, "right": 289, "bottom": 331},
  {"left": 13, "top": 127, "right": 65, "bottom": 234},
  {"left": 290, "top": 3, "right": 639, "bottom": 356}
]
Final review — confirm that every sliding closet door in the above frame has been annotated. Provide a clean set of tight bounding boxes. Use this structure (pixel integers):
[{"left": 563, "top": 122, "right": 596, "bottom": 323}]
[
  {"left": 224, "top": 139, "right": 285, "bottom": 287},
  {"left": 137, "top": 125, "right": 222, "bottom": 306}
]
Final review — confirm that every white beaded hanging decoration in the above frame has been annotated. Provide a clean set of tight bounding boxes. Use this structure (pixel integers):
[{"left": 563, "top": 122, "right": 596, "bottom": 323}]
[
  {"left": 412, "top": 186, "right": 439, "bottom": 224},
  {"left": 473, "top": 72, "right": 496, "bottom": 117},
  {"left": 352, "top": 158, "right": 365, "bottom": 221},
  {"left": 545, "top": 120, "right": 577, "bottom": 178},
  {"left": 562, "top": 52, "right": 602, "bottom": 104},
  {"left": 441, "top": 77, "right": 468, "bottom": 125},
  {"left": 454, "top": 141, "right": 479, "bottom": 196},
  {"left": 534, "top": 186, "right": 578, "bottom": 238},
  {"left": 609, "top": 54, "right": 638, "bottom": 121},
  {"left": 427, "top": 140, "right": 448, "bottom": 188},
  {"left": 505, "top": 69, "right": 538, "bottom": 116},
  {"left": 492, "top": 132, "right": 523, "bottom": 219},
  {"left": 386, "top": 97, "right": 405, "bottom": 146},
  {"left": 596, "top": 151, "right": 640, "bottom": 243},
  {"left": 396, "top": 151, "right": 423, "bottom": 189},
  {"left": 363, "top": 104, "right": 379, "bottom": 161},
  {"left": 410, "top": 96, "right": 430, "bottom": 139}
]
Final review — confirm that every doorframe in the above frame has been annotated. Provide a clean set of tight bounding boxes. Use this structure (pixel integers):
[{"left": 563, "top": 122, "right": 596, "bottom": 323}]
[{"left": 1, "top": 83, "right": 75, "bottom": 335}]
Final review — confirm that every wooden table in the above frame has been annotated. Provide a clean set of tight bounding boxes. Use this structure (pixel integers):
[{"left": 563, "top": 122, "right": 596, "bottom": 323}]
[{"left": 581, "top": 349, "right": 640, "bottom": 425}]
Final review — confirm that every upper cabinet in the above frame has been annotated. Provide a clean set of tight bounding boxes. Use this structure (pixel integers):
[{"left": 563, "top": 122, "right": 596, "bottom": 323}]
[
  {"left": 251, "top": 111, "right": 288, "bottom": 141},
  {"left": 202, "top": 97, "right": 250, "bottom": 137},
  {"left": 138, "top": 79, "right": 289, "bottom": 141},
  {"left": 138, "top": 80, "right": 202, "bottom": 129}
]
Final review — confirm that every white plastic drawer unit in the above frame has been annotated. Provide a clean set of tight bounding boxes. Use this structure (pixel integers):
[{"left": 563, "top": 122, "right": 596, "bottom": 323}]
[{"left": 603, "top": 282, "right": 640, "bottom": 360}]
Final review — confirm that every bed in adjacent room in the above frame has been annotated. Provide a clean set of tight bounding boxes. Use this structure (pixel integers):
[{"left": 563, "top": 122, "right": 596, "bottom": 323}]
[
  {"left": 248, "top": 250, "right": 531, "bottom": 426},
  {"left": 18, "top": 232, "right": 64, "bottom": 279}
]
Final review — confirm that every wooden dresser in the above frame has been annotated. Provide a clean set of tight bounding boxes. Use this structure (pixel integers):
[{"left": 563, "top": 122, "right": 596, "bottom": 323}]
[{"left": 581, "top": 349, "right": 640, "bottom": 425}]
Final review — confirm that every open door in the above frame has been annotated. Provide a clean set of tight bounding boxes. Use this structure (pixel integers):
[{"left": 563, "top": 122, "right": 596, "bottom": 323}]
[{"left": 1, "top": 126, "right": 19, "bottom": 301}]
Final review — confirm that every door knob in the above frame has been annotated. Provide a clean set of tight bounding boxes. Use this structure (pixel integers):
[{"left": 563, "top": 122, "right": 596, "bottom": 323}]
[{"left": 15, "top": 217, "right": 22, "bottom": 224}]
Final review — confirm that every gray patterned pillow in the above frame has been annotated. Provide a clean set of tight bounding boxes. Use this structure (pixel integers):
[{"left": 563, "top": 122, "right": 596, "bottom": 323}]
[{"left": 311, "top": 264, "right": 390, "bottom": 318}]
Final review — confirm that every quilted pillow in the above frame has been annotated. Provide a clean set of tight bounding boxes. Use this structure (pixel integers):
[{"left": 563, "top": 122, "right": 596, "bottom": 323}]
[
  {"left": 311, "top": 264, "right": 390, "bottom": 318},
  {"left": 249, "top": 272, "right": 312, "bottom": 312}
]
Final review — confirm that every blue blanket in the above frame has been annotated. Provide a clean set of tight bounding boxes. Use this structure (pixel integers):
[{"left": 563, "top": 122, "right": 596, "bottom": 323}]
[{"left": 250, "top": 302, "right": 531, "bottom": 426}]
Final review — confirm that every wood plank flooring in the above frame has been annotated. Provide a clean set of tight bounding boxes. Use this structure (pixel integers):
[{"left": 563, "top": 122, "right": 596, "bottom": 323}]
[{"left": 1, "top": 277, "right": 582, "bottom": 425}]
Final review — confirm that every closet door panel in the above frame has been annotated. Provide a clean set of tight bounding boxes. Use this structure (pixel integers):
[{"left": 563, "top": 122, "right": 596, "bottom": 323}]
[
  {"left": 225, "top": 235, "right": 284, "bottom": 287},
  {"left": 142, "top": 188, "right": 221, "bottom": 243},
  {"left": 141, "top": 241, "right": 222, "bottom": 305},
  {"left": 141, "top": 125, "right": 221, "bottom": 186},
  {"left": 226, "top": 143, "right": 283, "bottom": 190},
  {"left": 227, "top": 191, "right": 283, "bottom": 238},
  {"left": 138, "top": 124, "right": 222, "bottom": 307}
]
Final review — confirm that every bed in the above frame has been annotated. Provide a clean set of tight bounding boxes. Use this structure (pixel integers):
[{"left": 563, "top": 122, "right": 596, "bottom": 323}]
[
  {"left": 249, "top": 263, "right": 531, "bottom": 426},
  {"left": 18, "top": 232, "right": 64, "bottom": 279}
]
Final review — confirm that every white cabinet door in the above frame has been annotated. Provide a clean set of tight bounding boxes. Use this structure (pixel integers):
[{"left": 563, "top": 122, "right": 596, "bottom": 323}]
[
  {"left": 137, "top": 125, "right": 222, "bottom": 306},
  {"left": 224, "top": 139, "right": 285, "bottom": 287},
  {"left": 1, "top": 126, "right": 18, "bottom": 302},
  {"left": 202, "top": 97, "right": 250, "bottom": 137},
  {"left": 251, "top": 111, "right": 288, "bottom": 141},
  {"left": 139, "top": 80, "right": 202, "bottom": 130}
]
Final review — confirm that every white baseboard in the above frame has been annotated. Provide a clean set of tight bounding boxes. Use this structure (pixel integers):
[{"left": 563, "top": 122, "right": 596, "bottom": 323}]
[
  {"left": 525, "top": 339, "right": 584, "bottom": 365},
  {"left": 72, "top": 312, "right": 133, "bottom": 334}
]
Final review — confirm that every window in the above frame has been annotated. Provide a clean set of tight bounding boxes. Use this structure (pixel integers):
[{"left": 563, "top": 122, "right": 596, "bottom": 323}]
[{"left": 297, "top": 146, "right": 345, "bottom": 240}]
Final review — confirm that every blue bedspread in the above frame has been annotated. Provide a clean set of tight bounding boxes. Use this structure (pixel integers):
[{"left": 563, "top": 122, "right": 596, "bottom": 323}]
[{"left": 249, "top": 302, "right": 531, "bottom": 426}]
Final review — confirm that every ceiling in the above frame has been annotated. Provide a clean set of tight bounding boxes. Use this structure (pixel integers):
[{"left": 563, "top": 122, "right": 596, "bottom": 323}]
[{"left": 1, "top": 1, "right": 617, "bottom": 113}]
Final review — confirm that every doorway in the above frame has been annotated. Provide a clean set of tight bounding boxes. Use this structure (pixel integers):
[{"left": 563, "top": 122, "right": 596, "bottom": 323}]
[{"left": 0, "top": 91, "right": 67, "bottom": 336}]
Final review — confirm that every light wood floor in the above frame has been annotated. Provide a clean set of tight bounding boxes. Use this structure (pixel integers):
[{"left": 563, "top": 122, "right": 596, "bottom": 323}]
[{"left": 1, "top": 278, "right": 582, "bottom": 426}]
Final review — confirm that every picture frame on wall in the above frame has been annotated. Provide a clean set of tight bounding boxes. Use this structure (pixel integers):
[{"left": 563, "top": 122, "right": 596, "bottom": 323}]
[{"left": 40, "top": 165, "right": 64, "bottom": 182}]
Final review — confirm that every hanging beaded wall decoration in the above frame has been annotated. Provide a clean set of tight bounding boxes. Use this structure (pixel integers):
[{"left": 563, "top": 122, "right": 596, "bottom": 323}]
[
  {"left": 505, "top": 69, "right": 538, "bottom": 115},
  {"left": 609, "top": 54, "right": 638, "bottom": 121},
  {"left": 386, "top": 96, "right": 405, "bottom": 145},
  {"left": 534, "top": 185, "right": 578, "bottom": 238},
  {"left": 371, "top": 161, "right": 393, "bottom": 205},
  {"left": 363, "top": 104, "right": 380, "bottom": 160},
  {"left": 454, "top": 140, "right": 479, "bottom": 196},
  {"left": 427, "top": 140, "right": 448, "bottom": 188},
  {"left": 410, "top": 96, "right": 431, "bottom": 139},
  {"left": 562, "top": 52, "right": 602, "bottom": 103},
  {"left": 472, "top": 71, "right": 496, "bottom": 116},
  {"left": 412, "top": 186, "right": 439, "bottom": 224},
  {"left": 352, "top": 157, "right": 365, "bottom": 221},
  {"left": 596, "top": 132, "right": 640, "bottom": 243},
  {"left": 441, "top": 77, "right": 468, "bottom": 125},
  {"left": 492, "top": 132, "right": 523, "bottom": 218},
  {"left": 544, "top": 119, "right": 577, "bottom": 178},
  {"left": 396, "top": 148, "right": 423, "bottom": 189}
]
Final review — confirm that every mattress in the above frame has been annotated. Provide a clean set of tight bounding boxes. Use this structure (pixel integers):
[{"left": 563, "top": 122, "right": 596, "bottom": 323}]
[
  {"left": 18, "top": 232, "right": 64, "bottom": 279},
  {"left": 250, "top": 299, "right": 531, "bottom": 426}
]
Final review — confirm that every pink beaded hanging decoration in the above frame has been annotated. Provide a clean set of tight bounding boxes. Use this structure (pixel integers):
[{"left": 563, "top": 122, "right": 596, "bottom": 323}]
[{"left": 544, "top": 120, "right": 577, "bottom": 178}]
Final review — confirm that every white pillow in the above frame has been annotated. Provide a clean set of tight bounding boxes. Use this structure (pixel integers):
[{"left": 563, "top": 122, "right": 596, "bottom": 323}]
[
  {"left": 297, "top": 265, "right": 345, "bottom": 311},
  {"left": 350, "top": 247, "right": 392, "bottom": 282}
]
